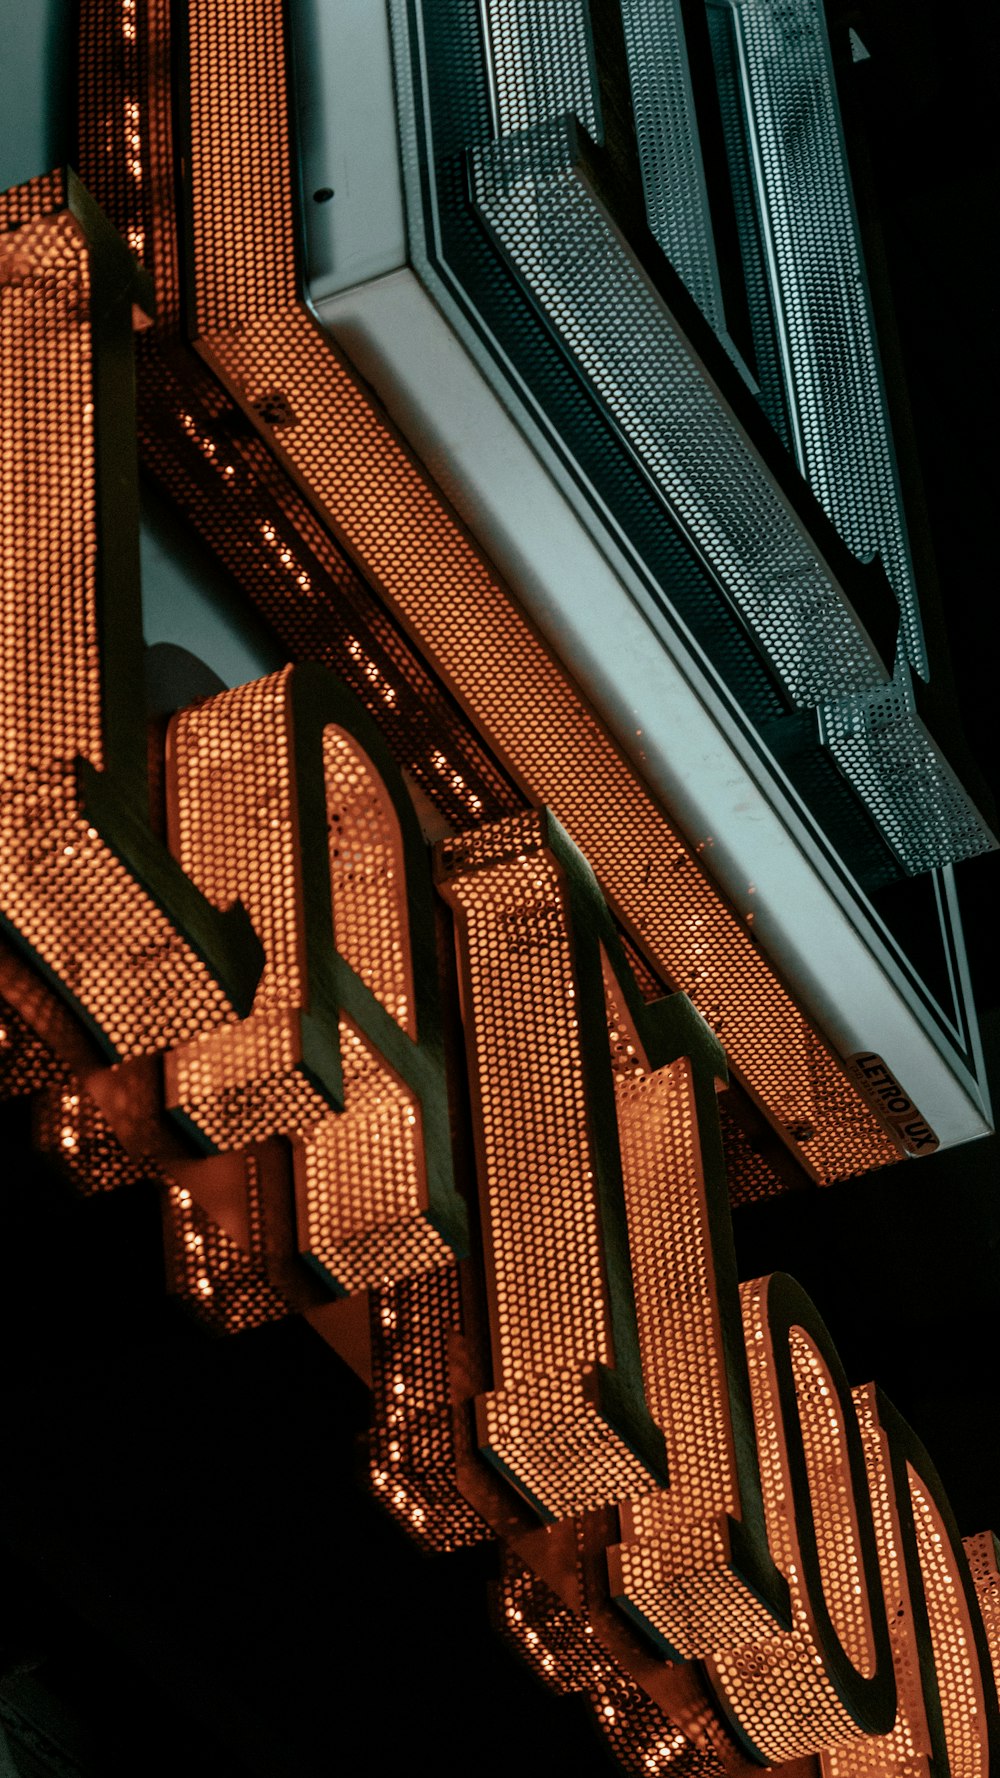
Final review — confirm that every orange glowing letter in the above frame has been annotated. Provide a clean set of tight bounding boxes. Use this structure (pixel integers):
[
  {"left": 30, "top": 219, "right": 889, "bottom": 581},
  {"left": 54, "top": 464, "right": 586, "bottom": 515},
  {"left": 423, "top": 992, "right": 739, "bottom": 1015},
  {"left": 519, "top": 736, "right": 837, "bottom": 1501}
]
[
  {"left": 1, "top": 169, "right": 260, "bottom": 1057},
  {"left": 440, "top": 810, "right": 906, "bottom": 1756},
  {"left": 438, "top": 807, "right": 788, "bottom": 1643},
  {"left": 705, "top": 1276, "right": 895, "bottom": 1761},
  {"left": 820, "top": 1388, "right": 1000, "bottom": 1778},
  {"left": 164, "top": 661, "right": 466, "bottom": 1291}
]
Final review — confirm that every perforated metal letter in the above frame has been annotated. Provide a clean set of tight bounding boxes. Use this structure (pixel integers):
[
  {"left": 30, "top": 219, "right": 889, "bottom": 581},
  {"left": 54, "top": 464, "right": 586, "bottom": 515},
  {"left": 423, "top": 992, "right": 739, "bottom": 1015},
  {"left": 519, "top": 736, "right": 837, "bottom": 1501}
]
[{"left": 165, "top": 661, "right": 466, "bottom": 1292}]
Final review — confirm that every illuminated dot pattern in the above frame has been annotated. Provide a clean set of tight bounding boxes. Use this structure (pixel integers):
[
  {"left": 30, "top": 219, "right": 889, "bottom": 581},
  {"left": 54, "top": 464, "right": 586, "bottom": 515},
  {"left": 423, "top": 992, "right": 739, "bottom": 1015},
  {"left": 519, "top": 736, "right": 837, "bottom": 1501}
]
[
  {"left": 0, "top": 175, "right": 247, "bottom": 1059},
  {"left": 825, "top": 1400, "right": 997, "bottom": 1778},
  {"left": 793, "top": 1331, "right": 874, "bottom": 1675},
  {"left": 445, "top": 824, "right": 608, "bottom": 1385},
  {"left": 617, "top": 934, "right": 790, "bottom": 1207},
  {"left": 165, "top": 1161, "right": 288, "bottom": 1336},
  {"left": 709, "top": 1284, "right": 879, "bottom": 1762},
  {"left": 605, "top": 981, "right": 727, "bottom": 1512},
  {"left": 497, "top": 1558, "right": 727, "bottom": 1775},
  {"left": 0, "top": 993, "right": 63, "bottom": 1100},
  {"left": 717, "top": 1103, "right": 789, "bottom": 1208},
  {"left": 82, "top": 0, "right": 514, "bottom": 841},
  {"left": 0, "top": 194, "right": 101, "bottom": 776},
  {"left": 470, "top": 122, "right": 886, "bottom": 713},
  {"left": 369, "top": 1267, "right": 490, "bottom": 1553},
  {"left": 606, "top": 973, "right": 783, "bottom": 1655},
  {"left": 616, "top": 1500, "right": 782, "bottom": 1660},
  {"left": 966, "top": 1533, "right": 1000, "bottom": 1721},
  {"left": 77, "top": 1, "right": 178, "bottom": 321},
  {"left": 145, "top": 353, "right": 514, "bottom": 835},
  {"left": 47, "top": 14, "right": 1000, "bottom": 1772},
  {"left": 168, "top": 669, "right": 312, "bottom": 1145},
  {"left": 324, "top": 727, "right": 413, "bottom": 1034},
  {"left": 823, "top": 1383, "right": 932, "bottom": 1778},
  {"left": 167, "top": 669, "right": 448, "bottom": 1292},
  {"left": 32, "top": 1082, "right": 148, "bottom": 1196},
  {"left": 907, "top": 1472, "right": 985, "bottom": 1778},
  {"left": 442, "top": 815, "right": 656, "bottom": 1515},
  {"left": 296, "top": 1024, "right": 434, "bottom": 1295},
  {"left": 176, "top": 0, "right": 900, "bottom": 1186}
]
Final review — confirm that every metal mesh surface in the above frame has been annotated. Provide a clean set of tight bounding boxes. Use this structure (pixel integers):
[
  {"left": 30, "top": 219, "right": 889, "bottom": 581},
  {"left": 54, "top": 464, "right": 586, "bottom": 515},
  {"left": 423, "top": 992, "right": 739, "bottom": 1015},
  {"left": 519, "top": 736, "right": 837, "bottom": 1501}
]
[
  {"left": 0, "top": 994, "right": 63, "bottom": 1101},
  {"left": 69, "top": 0, "right": 896, "bottom": 1197},
  {"left": 705, "top": 0, "right": 794, "bottom": 447},
  {"left": 620, "top": 0, "right": 726, "bottom": 328},
  {"left": 482, "top": 0, "right": 601, "bottom": 138},
  {"left": 0, "top": 172, "right": 251, "bottom": 1060},
  {"left": 482, "top": 0, "right": 724, "bottom": 327},
  {"left": 717, "top": 0, "right": 922, "bottom": 670},
  {"left": 497, "top": 1557, "right": 728, "bottom": 1774},
  {"left": 397, "top": 0, "right": 994, "bottom": 876},
  {"left": 32, "top": 1083, "right": 149, "bottom": 1196},
  {"left": 471, "top": 117, "right": 887, "bottom": 712},
  {"left": 165, "top": 668, "right": 452, "bottom": 1294},
  {"left": 824, "top": 1388, "right": 993, "bottom": 1778},
  {"left": 170, "top": 0, "right": 900, "bottom": 1181},
  {"left": 0, "top": 13, "right": 978, "bottom": 1774},
  {"left": 965, "top": 1533, "right": 1000, "bottom": 1744},
  {"left": 821, "top": 674, "right": 996, "bottom": 876},
  {"left": 369, "top": 1266, "right": 490, "bottom": 1551},
  {"left": 709, "top": 1283, "right": 884, "bottom": 1762},
  {"left": 164, "top": 1164, "right": 290, "bottom": 1336},
  {"left": 822, "top": 1386, "right": 930, "bottom": 1778}
]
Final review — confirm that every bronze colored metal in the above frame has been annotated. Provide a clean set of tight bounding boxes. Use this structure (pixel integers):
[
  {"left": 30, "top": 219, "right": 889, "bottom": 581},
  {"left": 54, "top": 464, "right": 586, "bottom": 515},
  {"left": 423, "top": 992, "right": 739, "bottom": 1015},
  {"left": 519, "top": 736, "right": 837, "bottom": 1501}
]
[
  {"left": 0, "top": 168, "right": 262, "bottom": 1061},
  {"left": 165, "top": 661, "right": 467, "bottom": 1291}
]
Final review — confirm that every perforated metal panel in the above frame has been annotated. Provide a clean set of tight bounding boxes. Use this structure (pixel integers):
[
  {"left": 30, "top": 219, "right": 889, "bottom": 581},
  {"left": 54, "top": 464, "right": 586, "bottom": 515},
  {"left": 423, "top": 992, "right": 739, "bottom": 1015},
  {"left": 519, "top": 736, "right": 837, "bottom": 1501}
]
[
  {"left": 823, "top": 1388, "right": 995, "bottom": 1778},
  {"left": 66, "top": 0, "right": 920, "bottom": 1185},
  {"left": 0, "top": 171, "right": 253, "bottom": 1060},
  {"left": 820, "top": 674, "right": 994, "bottom": 877},
  {"left": 166, "top": 667, "right": 455, "bottom": 1294},
  {"left": 708, "top": 1282, "right": 888, "bottom": 1763},
  {"left": 471, "top": 118, "right": 887, "bottom": 713},
  {"left": 369, "top": 1267, "right": 490, "bottom": 1552},
  {"left": 965, "top": 1534, "right": 1000, "bottom": 1734},
  {"left": 164, "top": 1165, "right": 290, "bottom": 1336},
  {"left": 822, "top": 1386, "right": 930, "bottom": 1778},
  {"left": 497, "top": 1557, "right": 728, "bottom": 1774},
  {"left": 704, "top": 0, "right": 795, "bottom": 447},
  {"left": 395, "top": 0, "right": 995, "bottom": 877},
  {"left": 715, "top": 0, "right": 922, "bottom": 670},
  {"left": 620, "top": 0, "right": 726, "bottom": 329},
  {"left": 1, "top": 15, "right": 993, "bottom": 1776},
  {"left": 907, "top": 1474, "right": 986, "bottom": 1778},
  {"left": 33, "top": 1083, "right": 148, "bottom": 1196},
  {"left": 441, "top": 816, "right": 655, "bottom": 1516},
  {"left": 0, "top": 993, "right": 63, "bottom": 1101},
  {"left": 482, "top": 0, "right": 724, "bottom": 328},
  {"left": 482, "top": 0, "right": 601, "bottom": 139}
]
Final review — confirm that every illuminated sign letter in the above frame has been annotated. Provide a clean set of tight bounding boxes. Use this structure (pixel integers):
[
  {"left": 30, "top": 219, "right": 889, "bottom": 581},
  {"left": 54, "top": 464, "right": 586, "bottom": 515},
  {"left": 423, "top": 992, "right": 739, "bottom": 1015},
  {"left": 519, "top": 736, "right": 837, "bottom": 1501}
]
[
  {"left": 441, "top": 809, "right": 905, "bottom": 1755},
  {"left": 165, "top": 661, "right": 466, "bottom": 1291},
  {"left": 438, "top": 810, "right": 668, "bottom": 1513},
  {"left": 438, "top": 808, "right": 789, "bottom": 1638},
  {"left": 821, "top": 1387, "right": 1000, "bottom": 1777},
  {"left": 0, "top": 170, "right": 260, "bottom": 1056},
  {"left": 706, "top": 1275, "right": 895, "bottom": 1760}
]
